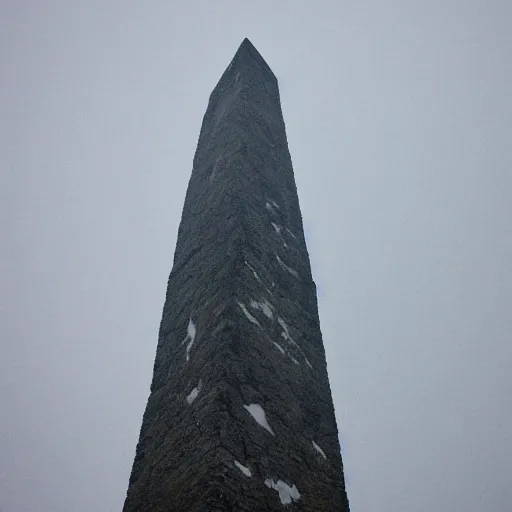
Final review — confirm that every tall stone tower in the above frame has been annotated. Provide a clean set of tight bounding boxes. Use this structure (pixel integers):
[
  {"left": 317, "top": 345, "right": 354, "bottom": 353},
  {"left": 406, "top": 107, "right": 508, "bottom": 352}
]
[{"left": 123, "top": 38, "right": 350, "bottom": 512}]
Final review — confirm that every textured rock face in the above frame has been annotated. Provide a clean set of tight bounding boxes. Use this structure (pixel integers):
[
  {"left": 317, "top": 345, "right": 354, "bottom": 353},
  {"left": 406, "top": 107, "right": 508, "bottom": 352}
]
[{"left": 123, "top": 38, "right": 350, "bottom": 512}]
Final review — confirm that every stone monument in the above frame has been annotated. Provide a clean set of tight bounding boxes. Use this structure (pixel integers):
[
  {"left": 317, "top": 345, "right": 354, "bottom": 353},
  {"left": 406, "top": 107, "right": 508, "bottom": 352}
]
[{"left": 123, "top": 38, "right": 350, "bottom": 512}]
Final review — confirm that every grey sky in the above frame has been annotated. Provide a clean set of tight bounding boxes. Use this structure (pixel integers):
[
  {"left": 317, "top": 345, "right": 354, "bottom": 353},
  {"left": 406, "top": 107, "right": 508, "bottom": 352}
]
[{"left": 1, "top": 1, "right": 511, "bottom": 511}]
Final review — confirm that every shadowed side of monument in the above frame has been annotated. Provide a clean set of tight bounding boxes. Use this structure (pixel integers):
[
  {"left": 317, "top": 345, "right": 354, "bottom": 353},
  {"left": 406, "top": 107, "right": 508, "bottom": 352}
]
[{"left": 123, "top": 38, "right": 350, "bottom": 512}]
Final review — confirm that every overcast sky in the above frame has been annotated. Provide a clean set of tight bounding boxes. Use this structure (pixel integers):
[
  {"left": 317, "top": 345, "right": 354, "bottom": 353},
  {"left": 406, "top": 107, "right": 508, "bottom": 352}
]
[{"left": 1, "top": 1, "right": 511, "bottom": 511}]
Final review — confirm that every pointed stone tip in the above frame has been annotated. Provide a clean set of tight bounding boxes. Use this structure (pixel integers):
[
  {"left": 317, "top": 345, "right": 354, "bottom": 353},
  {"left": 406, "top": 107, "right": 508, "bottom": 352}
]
[
  {"left": 206, "top": 37, "right": 277, "bottom": 104},
  {"left": 235, "top": 37, "right": 258, "bottom": 58},
  {"left": 232, "top": 38, "right": 275, "bottom": 79},
  {"left": 240, "top": 37, "right": 253, "bottom": 48}
]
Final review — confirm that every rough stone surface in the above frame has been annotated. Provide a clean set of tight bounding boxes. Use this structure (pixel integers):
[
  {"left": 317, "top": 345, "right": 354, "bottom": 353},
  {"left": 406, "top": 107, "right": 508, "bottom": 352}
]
[{"left": 123, "top": 38, "right": 350, "bottom": 512}]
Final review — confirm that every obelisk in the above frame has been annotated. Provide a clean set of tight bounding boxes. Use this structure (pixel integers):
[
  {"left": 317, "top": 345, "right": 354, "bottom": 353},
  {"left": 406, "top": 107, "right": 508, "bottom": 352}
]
[{"left": 123, "top": 38, "right": 350, "bottom": 512}]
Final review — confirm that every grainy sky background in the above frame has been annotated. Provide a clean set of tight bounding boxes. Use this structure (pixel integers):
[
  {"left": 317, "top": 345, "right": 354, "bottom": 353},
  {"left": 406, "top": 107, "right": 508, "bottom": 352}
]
[{"left": 1, "top": 1, "right": 511, "bottom": 511}]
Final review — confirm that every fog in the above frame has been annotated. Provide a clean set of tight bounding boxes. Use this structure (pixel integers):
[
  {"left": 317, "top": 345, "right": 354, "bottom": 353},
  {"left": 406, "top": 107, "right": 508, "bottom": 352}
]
[{"left": 1, "top": 1, "right": 511, "bottom": 510}]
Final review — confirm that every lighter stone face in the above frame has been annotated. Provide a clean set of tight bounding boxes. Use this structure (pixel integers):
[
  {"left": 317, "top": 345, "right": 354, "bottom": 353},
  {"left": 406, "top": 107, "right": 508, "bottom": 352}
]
[{"left": 123, "top": 38, "right": 350, "bottom": 512}]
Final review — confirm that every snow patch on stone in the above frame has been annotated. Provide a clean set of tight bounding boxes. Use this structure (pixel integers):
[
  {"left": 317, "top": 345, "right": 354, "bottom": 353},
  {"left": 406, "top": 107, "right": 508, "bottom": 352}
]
[
  {"left": 245, "top": 260, "right": 261, "bottom": 282},
  {"left": 261, "top": 302, "right": 273, "bottom": 319},
  {"left": 245, "top": 261, "right": 274, "bottom": 296},
  {"left": 264, "top": 479, "right": 301, "bottom": 505},
  {"left": 237, "top": 302, "right": 262, "bottom": 328},
  {"left": 234, "top": 460, "right": 252, "bottom": 477},
  {"left": 250, "top": 299, "right": 273, "bottom": 320},
  {"left": 273, "top": 341, "right": 285, "bottom": 354},
  {"left": 243, "top": 403, "right": 274, "bottom": 435},
  {"left": 276, "top": 254, "right": 298, "bottom": 278},
  {"left": 277, "top": 316, "right": 313, "bottom": 369},
  {"left": 286, "top": 228, "right": 297, "bottom": 240},
  {"left": 181, "top": 317, "right": 197, "bottom": 361},
  {"left": 278, "top": 317, "right": 289, "bottom": 337},
  {"left": 186, "top": 380, "right": 201, "bottom": 404},
  {"left": 272, "top": 223, "right": 288, "bottom": 248},
  {"left": 271, "top": 222, "right": 281, "bottom": 235},
  {"left": 277, "top": 317, "right": 297, "bottom": 347},
  {"left": 266, "top": 201, "right": 279, "bottom": 214},
  {"left": 312, "top": 440, "right": 327, "bottom": 460}
]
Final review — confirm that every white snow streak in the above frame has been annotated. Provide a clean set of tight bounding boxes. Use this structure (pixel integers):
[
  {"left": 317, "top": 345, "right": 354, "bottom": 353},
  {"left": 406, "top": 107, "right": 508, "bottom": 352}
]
[
  {"left": 271, "top": 222, "right": 281, "bottom": 235},
  {"left": 243, "top": 403, "right": 274, "bottom": 435},
  {"left": 286, "top": 228, "right": 297, "bottom": 240},
  {"left": 186, "top": 380, "right": 201, "bottom": 404},
  {"left": 277, "top": 317, "right": 297, "bottom": 347},
  {"left": 276, "top": 254, "right": 298, "bottom": 277},
  {"left": 261, "top": 302, "right": 273, "bottom": 319},
  {"left": 234, "top": 460, "right": 252, "bottom": 477},
  {"left": 187, "top": 318, "right": 196, "bottom": 340},
  {"left": 272, "top": 223, "right": 288, "bottom": 248},
  {"left": 250, "top": 299, "right": 273, "bottom": 319},
  {"left": 181, "top": 317, "right": 197, "bottom": 361},
  {"left": 266, "top": 200, "right": 280, "bottom": 214},
  {"left": 245, "top": 260, "right": 261, "bottom": 282},
  {"left": 277, "top": 316, "right": 314, "bottom": 369},
  {"left": 272, "top": 342, "right": 285, "bottom": 354},
  {"left": 312, "top": 441, "right": 327, "bottom": 460},
  {"left": 264, "top": 479, "right": 301, "bottom": 505},
  {"left": 237, "top": 302, "right": 262, "bottom": 328}
]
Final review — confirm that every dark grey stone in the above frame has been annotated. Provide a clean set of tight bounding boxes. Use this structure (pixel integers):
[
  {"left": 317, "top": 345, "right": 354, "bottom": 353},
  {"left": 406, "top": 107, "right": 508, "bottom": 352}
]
[{"left": 123, "top": 38, "right": 350, "bottom": 512}]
